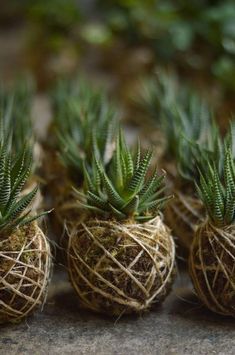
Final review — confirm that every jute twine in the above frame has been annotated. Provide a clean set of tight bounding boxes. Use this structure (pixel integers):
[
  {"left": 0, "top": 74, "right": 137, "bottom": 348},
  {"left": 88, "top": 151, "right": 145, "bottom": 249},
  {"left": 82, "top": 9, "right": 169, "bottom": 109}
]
[
  {"left": 165, "top": 190, "right": 204, "bottom": 252},
  {"left": 189, "top": 221, "right": 235, "bottom": 316},
  {"left": 67, "top": 216, "right": 175, "bottom": 316},
  {"left": 0, "top": 223, "right": 51, "bottom": 324}
]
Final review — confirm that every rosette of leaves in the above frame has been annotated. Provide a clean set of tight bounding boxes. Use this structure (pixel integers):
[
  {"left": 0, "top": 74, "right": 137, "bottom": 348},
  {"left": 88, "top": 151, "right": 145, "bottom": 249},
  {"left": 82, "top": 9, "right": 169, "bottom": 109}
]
[
  {"left": 0, "top": 78, "right": 35, "bottom": 152},
  {"left": 53, "top": 78, "right": 117, "bottom": 183},
  {"left": 166, "top": 121, "right": 234, "bottom": 254},
  {"left": 135, "top": 70, "right": 213, "bottom": 165},
  {"left": 0, "top": 138, "right": 51, "bottom": 324},
  {"left": 78, "top": 131, "right": 171, "bottom": 221},
  {"left": 0, "top": 79, "right": 43, "bottom": 214},
  {"left": 67, "top": 130, "right": 176, "bottom": 316},
  {"left": 176, "top": 120, "right": 224, "bottom": 185},
  {"left": 135, "top": 70, "right": 220, "bottom": 255},
  {"left": 164, "top": 115, "right": 227, "bottom": 253},
  {"left": 137, "top": 71, "right": 229, "bottom": 257},
  {"left": 189, "top": 143, "right": 235, "bottom": 316},
  {"left": 50, "top": 78, "right": 117, "bottom": 240},
  {"left": 135, "top": 70, "right": 178, "bottom": 124}
]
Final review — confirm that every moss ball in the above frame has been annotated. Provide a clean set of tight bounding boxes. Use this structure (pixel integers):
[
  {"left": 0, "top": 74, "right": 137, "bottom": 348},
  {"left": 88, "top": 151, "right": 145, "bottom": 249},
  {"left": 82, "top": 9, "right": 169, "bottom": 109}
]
[
  {"left": 0, "top": 223, "right": 51, "bottom": 324},
  {"left": 68, "top": 216, "right": 175, "bottom": 316},
  {"left": 189, "top": 221, "right": 235, "bottom": 316}
]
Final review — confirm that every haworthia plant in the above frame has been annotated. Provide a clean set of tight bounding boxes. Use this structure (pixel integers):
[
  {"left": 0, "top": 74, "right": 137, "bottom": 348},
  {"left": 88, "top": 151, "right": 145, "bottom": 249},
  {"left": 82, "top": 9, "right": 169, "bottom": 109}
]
[
  {"left": 0, "top": 145, "right": 48, "bottom": 235},
  {"left": 0, "top": 78, "right": 34, "bottom": 152},
  {"left": 196, "top": 143, "right": 235, "bottom": 227},
  {"left": 75, "top": 130, "right": 172, "bottom": 221},
  {"left": 137, "top": 70, "right": 214, "bottom": 160},
  {"left": 177, "top": 121, "right": 235, "bottom": 186},
  {"left": 53, "top": 77, "right": 117, "bottom": 182}
]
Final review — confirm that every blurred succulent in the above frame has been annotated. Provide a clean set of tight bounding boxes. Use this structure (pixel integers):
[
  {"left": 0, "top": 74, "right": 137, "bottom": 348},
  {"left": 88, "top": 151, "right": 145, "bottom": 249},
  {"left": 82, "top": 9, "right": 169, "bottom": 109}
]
[
  {"left": 177, "top": 120, "right": 235, "bottom": 190},
  {"left": 140, "top": 71, "right": 214, "bottom": 160},
  {"left": 163, "top": 90, "right": 213, "bottom": 159},
  {"left": 52, "top": 77, "right": 117, "bottom": 184},
  {"left": 177, "top": 123, "right": 222, "bottom": 183},
  {"left": 136, "top": 70, "right": 178, "bottom": 123},
  {"left": 0, "top": 78, "right": 35, "bottom": 152}
]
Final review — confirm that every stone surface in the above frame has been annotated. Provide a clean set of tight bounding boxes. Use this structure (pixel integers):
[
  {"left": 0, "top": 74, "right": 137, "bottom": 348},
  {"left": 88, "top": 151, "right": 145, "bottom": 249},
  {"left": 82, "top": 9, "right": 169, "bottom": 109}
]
[{"left": 1, "top": 267, "right": 235, "bottom": 355}]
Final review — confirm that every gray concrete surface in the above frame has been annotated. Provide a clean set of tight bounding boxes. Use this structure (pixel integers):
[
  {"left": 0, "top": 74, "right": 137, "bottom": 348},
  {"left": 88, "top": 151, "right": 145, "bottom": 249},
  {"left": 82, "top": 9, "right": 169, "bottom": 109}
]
[{"left": 1, "top": 267, "right": 235, "bottom": 355}]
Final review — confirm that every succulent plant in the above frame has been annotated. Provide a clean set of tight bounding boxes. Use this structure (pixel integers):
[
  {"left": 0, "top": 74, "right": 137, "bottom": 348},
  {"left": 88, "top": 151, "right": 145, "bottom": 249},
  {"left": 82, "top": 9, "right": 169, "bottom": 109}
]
[
  {"left": 163, "top": 92, "right": 213, "bottom": 161},
  {"left": 136, "top": 71, "right": 178, "bottom": 124},
  {"left": 196, "top": 142, "right": 235, "bottom": 227},
  {"left": 178, "top": 121, "right": 235, "bottom": 186},
  {"left": 0, "top": 78, "right": 34, "bottom": 152},
  {"left": 67, "top": 129, "right": 175, "bottom": 316},
  {"left": 0, "top": 142, "right": 47, "bottom": 236},
  {"left": 162, "top": 81, "right": 225, "bottom": 253},
  {"left": 189, "top": 143, "right": 235, "bottom": 316},
  {"left": 0, "top": 110, "right": 51, "bottom": 324},
  {"left": 165, "top": 119, "right": 235, "bottom": 254},
  {"left": 77, "top": 130, "right": 171, "bottom": 221},
  {"left": 53, "top": 78, "right": 117, "bottom": 183},
  {"left": 137, "top": 70, "right": 214, "bottom": 162},
  {"left": 176, "top": 119, "right": 223, "bottom": 186}
]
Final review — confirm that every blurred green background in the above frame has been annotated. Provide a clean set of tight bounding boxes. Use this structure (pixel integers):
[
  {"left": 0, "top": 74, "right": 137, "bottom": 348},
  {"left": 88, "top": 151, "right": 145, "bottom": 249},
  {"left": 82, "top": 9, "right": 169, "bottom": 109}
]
[{"left": 0, "top": 0, "right": 235, "bottom": 118}]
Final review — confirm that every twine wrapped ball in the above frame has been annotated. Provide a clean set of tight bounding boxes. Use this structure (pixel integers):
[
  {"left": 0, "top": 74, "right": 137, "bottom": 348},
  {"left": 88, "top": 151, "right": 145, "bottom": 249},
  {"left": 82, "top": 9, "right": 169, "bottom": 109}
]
[
  {"left": 165, "top": 190, "right": 204, "bottom": 252},
  {"left": 189, "top": 221, "right": 235, "bottom": 316},
  {"left": 0, "top": 222, "right": 51, "bottom": 324},
  {"left": 68, "top": 216, "right": 176, "bottom": 316}
]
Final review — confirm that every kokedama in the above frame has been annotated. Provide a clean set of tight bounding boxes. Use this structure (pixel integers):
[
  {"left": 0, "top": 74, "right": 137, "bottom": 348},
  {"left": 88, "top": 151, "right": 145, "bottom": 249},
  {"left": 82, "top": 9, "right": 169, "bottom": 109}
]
[
  {"left": 0, "top": 140, "right": 51, "bottom": 324},
  {"left": 67, "top": 130, "right": 176, "bottom": 316},
  {"left": 189, "top": 144, "right": 235, "bottom": 316}
]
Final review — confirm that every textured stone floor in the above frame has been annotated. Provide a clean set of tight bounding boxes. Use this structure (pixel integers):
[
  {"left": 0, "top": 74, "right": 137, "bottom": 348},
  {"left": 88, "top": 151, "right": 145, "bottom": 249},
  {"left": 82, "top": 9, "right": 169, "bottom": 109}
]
[{"left": 1, "top": 267, "right": 235, "bottom": 355}]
